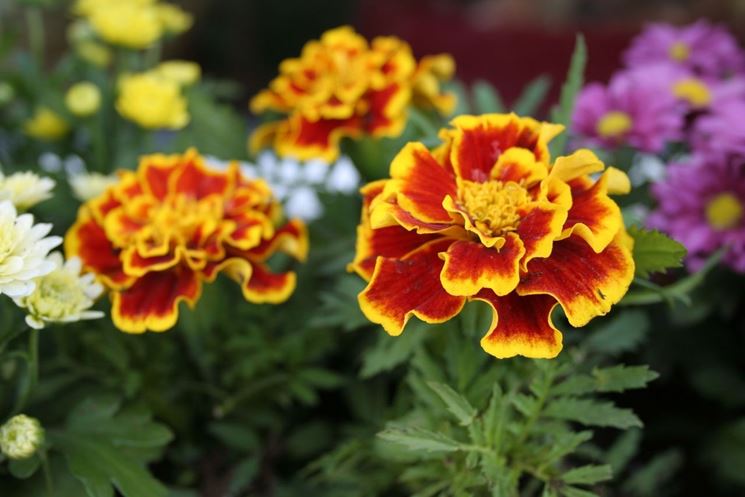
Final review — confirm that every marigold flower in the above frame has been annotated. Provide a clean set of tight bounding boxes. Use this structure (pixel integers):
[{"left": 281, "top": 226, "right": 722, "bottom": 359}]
[
  {"left": 116, "top": 72, "right": 189, "bottom": 130},
  {"left": 87, "top": 1, "right": 162, "bottom": 49},
  {"left": 0, "top": 415, "right": 44, "bottom": 460},
  {"left": 65, "top": 149, "right": 308, "bottom": 333},
  {"left": 349, "top": 114, "right": 635, "bottom": 359},
  {"left": 0, "top": 200, "right": 61, "bottom": 298},
  {"left": 65, "top": 82, "right": 102, "bottom": 117},
  {"left": 250, "top": 26, "right": 455, "bottom": 162},
  {"left": 14, "top": 253, "right": 104, "bottom": 329},
  {"left": 23, "top": 107, "right": 69, "bottom": 141},
  {"left": 0, "top": 170, "right": 55, "bottom": 210}
]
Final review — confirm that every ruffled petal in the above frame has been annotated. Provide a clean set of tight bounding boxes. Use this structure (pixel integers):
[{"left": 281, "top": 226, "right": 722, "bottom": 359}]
[
  {"left": 475, "top": 291, "right": 563, "bottom": 359},
  {"left": 517, "top": 234, "right": 635, "bottom": 327},
  {"left": 558, "top": 171, "right": 623, "bottom": 253},
  {"left": 170, "top": 151, "right": 232, "bottom": 199},
  {"left": 439, "top": 234, "right": 524, "bottom": 297},
  {"left": 216, "top": 258, "right": 297, "bottom": 304},
  {"left": 358, "top": 239, "right": 465, "bottom": 336},
  {"left": 246, "top": 219, "right": 309, "bottom": 262},
  {"left": 516, "top": 200, "right": 567, "bottom": 269},
  {"left": 111, "top": 266, "right": 201, "bottom": 333},
  {"left": 121, "top": 245, "right": 182, "bottom": 277},
  {"left": 351, "top": 223, "right": 438, "bottom": 280}
]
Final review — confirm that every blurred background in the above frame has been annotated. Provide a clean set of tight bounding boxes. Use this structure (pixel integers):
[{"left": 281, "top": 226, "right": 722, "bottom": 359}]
[{"left": 15, "top": 0, "right": 745, "bottom": 110}]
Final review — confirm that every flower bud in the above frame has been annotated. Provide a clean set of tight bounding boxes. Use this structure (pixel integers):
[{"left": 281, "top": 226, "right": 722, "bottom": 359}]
[
  {"left": 0, "top": 415, "right": 44, "bottom": 460},
  {"left": 66, "top": 82, "right": 102, "bottom": 117}
]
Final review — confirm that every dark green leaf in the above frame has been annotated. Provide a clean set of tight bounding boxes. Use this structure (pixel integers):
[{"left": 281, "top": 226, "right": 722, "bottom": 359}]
[
  {"left": 378, "top": 426, "right": 462, "bottom": 453},
  {"left": 513, "top": 75, "right": 551, "bottom": 116},
  {"left": 562, "top": 464, "right": 612, "bottom": 485},
  {"left": 426, "top": 381, "right": 477, "bottom": 426},
  {"left": 550, "top": 34, "right": 587, "bottom": 156},
  {"left": 629, "top": 227, "right": 686, "bottom": 278},
  {"left": 592, "top": 365, "right": 658, "bottom": 393},
  {"left": 472, "top": 80, "right": 504, "bottom": 113},
  {"left": 545, "top": 398, "right": 641, "bottom": 429}
]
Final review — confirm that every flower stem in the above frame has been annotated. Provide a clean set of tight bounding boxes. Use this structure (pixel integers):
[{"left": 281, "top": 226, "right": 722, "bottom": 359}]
[
  {"left": 25, "top": 8, "right": 45, "bottom": 66},
  {"left": 12, "top": 329, "right": 39, "bottom": 414}
]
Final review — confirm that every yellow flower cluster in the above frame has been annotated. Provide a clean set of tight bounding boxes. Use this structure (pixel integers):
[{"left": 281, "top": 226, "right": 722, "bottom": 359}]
[
  {"left": 116, "top": 61, "right": 200, "bottom": 129},
  {"left": 73, "top": 0, "right": 193, "bottom": 50}
]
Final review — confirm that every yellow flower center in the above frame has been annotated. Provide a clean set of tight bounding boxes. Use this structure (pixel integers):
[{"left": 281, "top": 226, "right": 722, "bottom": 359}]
[
  {"left": 672, "top": 78, "right": 712, "bottom": 107},
  {"left": 145, "top": 195, "right": 223, "bottom": 248},
  {"left": 27, "top": 271, "right": 88, "bottom": 320},
  {"left": 596, "top": 111, "right": 633, "bottom": 139},
  {"left": 669, "top": 41, "right": 690, "bottom": 62},
  {"left": 705, "top": 192, "right": 743, "bottom": 230},
  {"left": 460, "top": 180, "right": 529, "bottom": 236}
]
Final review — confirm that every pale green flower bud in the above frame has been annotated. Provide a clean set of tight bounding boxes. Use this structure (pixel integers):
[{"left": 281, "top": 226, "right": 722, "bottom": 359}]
[{"left": 0, "top": 414, "right": 44, "bottom": 459}]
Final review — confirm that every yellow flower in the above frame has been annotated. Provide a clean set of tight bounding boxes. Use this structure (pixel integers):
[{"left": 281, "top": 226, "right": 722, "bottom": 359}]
[
  {"left": 0, "top": 171, "right": 55, "bottom": 210},
  {"left": 76, "top": 41, "right": 112, "bottom": 67},
  {"left": 23, "top": 107, "right": 69, "bottom": 141},
  {"left": 116, "top": 72, "right": 189, "bottom": 129},
  {"left": 154, "top": 60, "right": 201, "bottom": 86},
  {"left": 13, "top": 252, "right": 104, "bottom": 330},
  {"left": 156, "top": 3, "right": 194, "bottom": 34},
  {"left": 65, "top": 82, "right": 102, "bottom": 117},
  {"left": 73, "top": 0, "right": 155, "bottom": 17},
  {"left": 0, "top": 415, "right": 44, "bottom": 460},
  {"left": 88, "top": 2, "right": 162, "bottom": 49}
]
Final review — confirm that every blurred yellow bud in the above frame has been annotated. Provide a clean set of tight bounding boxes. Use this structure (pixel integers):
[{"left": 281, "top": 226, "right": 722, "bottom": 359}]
[
  {"left": 116, "top": 72, "right": 189, "bottom": 129},
  {"left": 65, "top": 82, "right": 102, "bottom": 117},
  {"left": 89, "top": 2, "right": 162, "bottom": 49},
  {"left": 23, "top": 107, "right": 69, "bottom": 141},
  {"left": 156, "top": 3, "right": 194, "bottom": 35},
  {"left": 155, "top": 60, "right": 201, "bottom": 86},
  {"left": 76, "top": 41, "right": 112, "bottom": 67}
]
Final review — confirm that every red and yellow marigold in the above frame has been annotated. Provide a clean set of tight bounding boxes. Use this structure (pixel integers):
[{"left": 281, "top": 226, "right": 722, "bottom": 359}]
[
  {"left": 349, "top": 114, "right": 635, "bottom": 359},
  {"left": 250, "top": 26, "right": 455, "bottom": 162},
  {"left": 65, "top": 149, "right": 308, "bottom": 333}
]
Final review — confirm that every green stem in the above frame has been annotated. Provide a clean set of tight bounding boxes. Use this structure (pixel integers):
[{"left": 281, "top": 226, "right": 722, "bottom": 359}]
[
  {"left": 12, "top": 329, "right": 39, "bottom": 414},
  {"left": 39, "top": 450, "right": 54, "bottom": 497},
  {"left": 25, "top": 8, "right": 45, "bottom": 66}
]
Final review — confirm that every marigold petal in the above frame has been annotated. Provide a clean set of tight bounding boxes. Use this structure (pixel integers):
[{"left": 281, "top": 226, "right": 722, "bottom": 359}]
[
  {"left": 517, "top": 234, "right": 634, "bottom": 327},
  {"left": 549, "top": 149, "right": 604, "bottom": 183},
  {"left": 111, "top": 266, "right": 201, "bottom": 333},
  {"left": 605, "top": 166, "right": 631, "bottom": 195},
  {"left": 384, "top": 142, "right": 457, "bottom": 224},
  {"left": 170, "top": 152, "right": 231, "bottom": 199},
  {"left": 217, "top": 258, "right": 296, "bottom": 304},
  {"left": 358, "top": 239, "right": 466, "bottom": 336},
  {"left": 367, "top": 84, "right": 410, "bottom": 137},
  {"left": 558, "top": 171, "right": 623, "bottom": 253},
  {"left": 65, "top": 210, "right": 132, "bottom": 289},
  {"left": 475, "top": 291, "right": 563, "bottom": 359},
  {"left": 490, "top": 147, "right": 547, "bottom": 185},
  {"left": 439, "top": 234, "right": 524, "bottom": 297},
  {"left": 138, "top": 154, "right": 182, "bottom": 200},
  {"left": 276, "top": 114, "right": 361, "bottom": 162},
  {"left": 246, "top": 219, "right": 309, "bottom": 262},
  {"left": 121, "top": 245, "right": 182, "bottom": 277},
  {"left": 516, "top": 200, "right": 567, "bottom": 269},
  {"left": 351, "top": 223, "right": 440, "bottom": 280}
]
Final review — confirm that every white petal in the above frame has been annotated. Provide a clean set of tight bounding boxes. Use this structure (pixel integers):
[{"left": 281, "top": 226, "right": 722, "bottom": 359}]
[
  {"left": 303, "top": 159, "right": 329, "bottom": 184},
  {"left": 326, "top": 156, "right": 361, "bottom": 194}
]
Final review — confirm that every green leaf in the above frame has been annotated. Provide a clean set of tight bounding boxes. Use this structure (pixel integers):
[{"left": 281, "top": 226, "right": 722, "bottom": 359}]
[
  {"left": 623, "top": 450, "right": 682, "bottom": 496},
  {"left": 561, "top": 487, "right": 600, "bottom": 497},
  {"left": 550, "top": 33, "right": 587, "bottom": 157},
  {"left": 426, "top": 381, "right": 477, "bottom": 426},
  {"left": 8, "top": 455, "right": 40, "bottom": 479},
  {"left": 629, "top": 227, "right": 686, "bottom": 278},
  {"left": 552, "top": 375, "right": 596, "bottom": 396},
  {"left": 606, "top": 429, "right": 641, "bottom": 475},
  {"left": 513, "top": 75, "right": 551, "bottom": 116},
  {"left": 360, "top": 322, "right": 428, "bottom": 378},
  {"left": 585, "top": 310, "right": 649, "bottom": 355},
  {"left": 472, "top": 80, "right": 505, "bottom": 113},
  {"left": 52, "top": 397, "right": 172, "bottom": 497},
  {"left": 208, "top": 422, "right": 259, "bottom": 451},
  {"left": 592, "top": 365, "right": 658, "bottom": 393},
  {"left": 378, "top": 426, "right": 462, "bottom": 453},
  {"left": 545, "top": 398, "right": 642, "bottom": 429},
  {"left": 562, "top": 464, "right": 612, "bottom": 485}
]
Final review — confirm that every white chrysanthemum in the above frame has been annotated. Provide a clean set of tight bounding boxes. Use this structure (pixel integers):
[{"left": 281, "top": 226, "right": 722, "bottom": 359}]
[
  {"left": 14, "top": 252, "right": 104, "bottom": 330},
  {"left": 0, "top": 171, "right": 55, "bottom": 210},
  {"left": 69, "top": 172, "right": 118, "bottom": 202},
  {"left": 0, "top": 201, "right": 61, "bottom": 297},
  {"left": 204, "top": 151, "right": 361, "bottom": 222},
  {"left": 0, "top": 414, "right": 44, "bottom": 460}
]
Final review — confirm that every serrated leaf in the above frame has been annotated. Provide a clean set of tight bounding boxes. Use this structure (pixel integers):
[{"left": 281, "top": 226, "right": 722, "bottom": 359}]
[
  {"left": 545, "top": 398, "right": 641, "bottom": 429},
  {"left": 427, "top": 381, "right": 477, "bottom": 426},
  {"left": 513, "top": 75, "right": 551, "bottom": 116},
  {"left": 550, "top": 34, "right": 587, "bottom": 157},
  {"left": 552, "top": 375, "right": 596, "bottom": 396},
  {"left": 378, "top": 427, "right": 462, "bottom": 453},
  {"left": 561, "top": 487, "right": 600, "bottom": 497},
  {"left": 512, "top": 393, "right": 537, "bottom": 416},
  {"left": 543, "top": 431, "right": 594, "bottom": 464},
  {"left": 472, "top": 80, "right": 505, "bottom": 113},
  {"left": 585, "top": 310, "right": 649, "bottom": 355},
  {"left": 606, "top": 429, "right": 641, "bottom": 474},
  {"left": 562, "top": 464, "right": 612, "bottom": 485},
  {"left": 629, "top": 227, "right": 686, "bottom": 278},
  {"left": 592, "top": 365, "right": 658, "bottom": 393},
  {"left": 360, "top": 321, "right": 428, "bottom": 378}
]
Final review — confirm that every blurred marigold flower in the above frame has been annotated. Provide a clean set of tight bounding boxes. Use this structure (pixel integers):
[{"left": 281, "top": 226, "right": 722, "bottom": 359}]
[
  {"left": 116, "top": 72, "right": 189, "bottom": 129},
  {"left": 0, "top": 170, "right": 55, "bottom": 210},
  {"left": 23, "top": 107, "right": 69, "bottom": 141},
  {"left": 13, "top": 252, "right": 104, "bottom": 329},
  {"left": 87, "top": 1, "right": 162, "bottom": 49},
  {"left": 0, "top": 415, "right": 44, "bottom": 460},
  {"left": 0, "top": 200, "right": 61, "bottom": 298},
  {"left": 154, "top": 60, "right": 201, "bottom": 86},
  {"left": 250, "top": 26, "right": 456, "bottom": 162},
  {"left": 349, "top": 114, "right": 634, "bottom": 359},
  {"left": 156, "top": 3, "right": 194, "bottom": 35},
  {"left": 65, "top": 82, "right": 102, "bottom": 117},
  {"left": 75, "top": 40, "right": 112, "bottom": 67},
  {"left": 65, "top": 149, "right": 308, "bottom": 333}
]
